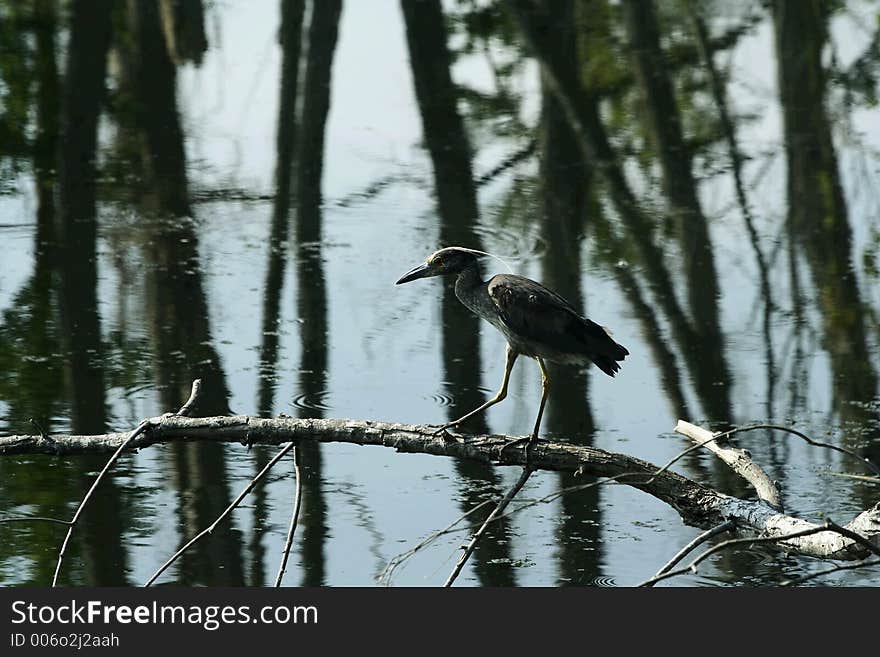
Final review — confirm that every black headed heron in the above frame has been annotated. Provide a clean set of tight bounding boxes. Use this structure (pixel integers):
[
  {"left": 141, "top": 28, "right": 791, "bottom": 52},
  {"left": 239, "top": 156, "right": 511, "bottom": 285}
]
[{"left": 396, "top": 247, "right": 628, "bottom": 446}]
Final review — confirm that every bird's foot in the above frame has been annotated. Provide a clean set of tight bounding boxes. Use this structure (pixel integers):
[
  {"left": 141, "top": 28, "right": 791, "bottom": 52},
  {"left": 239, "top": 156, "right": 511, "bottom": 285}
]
[
  {"left": 438, "top": 429, "right": 458, "bottom": 443},
  {"left": 430, "top": 423, "right": 459, "bottom": 440},
  {"left": 499, "top": 434, "right": 545, "bottom": 461}
]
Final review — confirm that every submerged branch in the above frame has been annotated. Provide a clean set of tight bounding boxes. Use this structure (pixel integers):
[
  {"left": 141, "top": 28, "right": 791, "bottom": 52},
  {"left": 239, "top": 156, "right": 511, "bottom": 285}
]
[
  {"left": 648, "top": 520, "right": 736, "bottom": 585},
  {"left": 274, "top": 446, "right": 303, "bottom": 587},
  {"left": 444, "top": 466, "right": 533, "bottom": 587},
  {"left": 51, "top": 379, "right": 203, "bottom": 587},
  {"left": 144, "top": 440, "right": 296, "bottom": 587},
  {"left": 638, "top": 519, "right": 880, "bottom": 587}
]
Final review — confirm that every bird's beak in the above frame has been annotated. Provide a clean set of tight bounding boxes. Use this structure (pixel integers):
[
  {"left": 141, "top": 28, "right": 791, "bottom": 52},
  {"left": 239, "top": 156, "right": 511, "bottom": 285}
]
[{"left": 395, "top": 262, "right": 436, "bottom": 285}]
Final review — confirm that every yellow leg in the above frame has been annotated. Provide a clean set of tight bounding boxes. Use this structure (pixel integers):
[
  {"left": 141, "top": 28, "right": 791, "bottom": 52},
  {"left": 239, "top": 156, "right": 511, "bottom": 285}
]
[
  {"left": 530, "top": 358, "right": 551, "bottom": 441},
  {"left": 498, "top": 357, "right": 551, "bottom": 460},
  {"left": 435, "top": 345, "right": 518, "bottom": 433}
]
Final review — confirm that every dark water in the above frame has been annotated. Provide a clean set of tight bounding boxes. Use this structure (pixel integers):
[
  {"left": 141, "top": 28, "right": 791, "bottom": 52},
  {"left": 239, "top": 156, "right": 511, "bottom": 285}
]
[{"left": 1, "top": 0, "right": 879, "bottom": 587}]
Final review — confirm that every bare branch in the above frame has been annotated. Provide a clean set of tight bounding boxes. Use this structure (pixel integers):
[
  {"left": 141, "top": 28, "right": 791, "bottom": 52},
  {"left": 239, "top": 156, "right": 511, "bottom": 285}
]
[
  {"left": 647, "top": 520, "right": 736, "bottom": 586},
  {"left": 274, "top": 446, "right": 303, "bottom": 587},
  {"left": 52, "top": 379, "right": 204, "bottom": 587},
  {"left": 637, "top": 519, "right": 880, "bottom": 587},
  {"left": 0, "top": 516, "right": 71, "bottom": 526},
  {"left": 444, "top": 467, "right": 533, "bottom": 587},
  {"left": 713, "top": 423, "right": 880, "bottom": 477},
  {"left": 675, "top": 420, "right": 782, "bottom": 509},
  {"left": 175, "top": 378, "right": 203, "bottom": 417},
  {"left": 781, "top": 558, "right": 880, "bottom": 586},
  {"left": 420, "top": 434, "right": 758, "bottom": 576},
  {"left": 52, "top": 418, "right": 150, "bottom": 587},
  {"left": 378, "top": 500, "right": 494, "bottom": 586},
  {"left": 144, "top": 441, "right": 296, "bottom": 587},
  {"left": 0, "top": 416, "right": 717, "bottom": 525},
  {"left": 821, "top": 519, "right": 880, "bottom": 558},
  {"left": 823, "top": 471, "right": 880, "bottom": 484},
  {"left": 6, "top": 414, "right": 879, "bottom": 565},
  {"left": 388, "top": 435, "right": 748, "bottom": 571}
]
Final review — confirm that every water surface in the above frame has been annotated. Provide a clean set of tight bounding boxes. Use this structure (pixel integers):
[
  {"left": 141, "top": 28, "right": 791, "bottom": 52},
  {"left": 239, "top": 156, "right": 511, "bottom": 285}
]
[{"left": 1, "top": 0, "right": 879, "bottom": 587}]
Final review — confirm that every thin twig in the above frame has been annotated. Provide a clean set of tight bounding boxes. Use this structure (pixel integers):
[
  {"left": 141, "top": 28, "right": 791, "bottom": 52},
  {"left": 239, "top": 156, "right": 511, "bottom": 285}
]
[
  {"left": 274, "top": 446, "right": 303, "bottom": 587},
  {"left": 29, "top": 418, "right": 58, "bottom": 453},
  {"left": 714, "top": 424, "right": 880, "bottom": 477},
  {"left": 52, "top": 418, "right": 148, "bottom": 587},
  {"left": 28, "top": 418, "right": 48, "bottom": 440},
  {"left": 781, "top": 558, "right": 880, "bottom": 586},
  {"left": 444, "top": 467, "right": 533, "bottom": 587},
  {"left": 648, "top": 520, "right": 737, "bottom": 585},
  {"left": 644, "top": 435, "right": 727, "bottom": 484},
  {"left": 144, "top": 441, "right": 295, "bottom": 587},
  {"left": 0, "top": 516, "right": 71, "bottom": 526},
  {"left": 175, "top": 379, "right": 202, "bottom": 417},
  {"left": 823, "top": 471, "right": 880, "bottom": 484},
  {"left": 378, "top": 500, "right": 494, "bottom": 586},
  {"left": 636, "top": 520, "right": 877, "bottom": 587},
  {"left": 638, "top": 526, "right": 830, "bottom": 587},
  {"left": 52, "top": 379, "right": 203, "bottom": 587}
]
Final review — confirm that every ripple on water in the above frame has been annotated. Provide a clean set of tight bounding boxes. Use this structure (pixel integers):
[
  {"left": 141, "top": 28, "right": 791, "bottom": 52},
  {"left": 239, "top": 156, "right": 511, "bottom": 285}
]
[
  {"left": 290, "top": 391, "right": 333, "bottom": 412},
  {"left": 429, "top": 392, "right": 455, "bottom": 407},
  {"left": 589, "top": 575, "right": 617, "bottom": 587}
]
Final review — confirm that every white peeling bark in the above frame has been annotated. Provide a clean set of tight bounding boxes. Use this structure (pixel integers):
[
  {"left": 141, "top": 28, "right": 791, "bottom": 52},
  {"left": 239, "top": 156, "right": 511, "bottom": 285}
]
[{"left": 675, "top": 420, "right": 782, "bottom": 510}]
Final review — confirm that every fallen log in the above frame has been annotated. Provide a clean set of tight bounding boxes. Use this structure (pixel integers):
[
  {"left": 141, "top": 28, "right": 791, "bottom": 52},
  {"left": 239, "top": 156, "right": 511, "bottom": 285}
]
[{"left": 2, "top": 414, "right": 879, "bottom": 562}]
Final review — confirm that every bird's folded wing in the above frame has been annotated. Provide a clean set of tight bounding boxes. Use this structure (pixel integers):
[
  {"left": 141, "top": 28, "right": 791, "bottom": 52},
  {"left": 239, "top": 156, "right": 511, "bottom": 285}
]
[
  {"left": 487, "top": 275, "right": 626, "bottom": 359},
  {"left": 487, "top": 275, "right": 585, "bottom": 348}
]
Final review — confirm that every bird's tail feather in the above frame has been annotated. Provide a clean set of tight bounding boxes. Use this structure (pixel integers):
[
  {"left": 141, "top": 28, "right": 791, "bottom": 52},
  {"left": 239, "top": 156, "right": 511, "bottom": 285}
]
[
  {"left": 592, "top": 353, "right": 623, "bottom": 377},
  {"left": 576, "top": 318, "right": 629, "bottom": 377},
  {"left": 591, "top": 338, "right": 629, "bottom": 377}
]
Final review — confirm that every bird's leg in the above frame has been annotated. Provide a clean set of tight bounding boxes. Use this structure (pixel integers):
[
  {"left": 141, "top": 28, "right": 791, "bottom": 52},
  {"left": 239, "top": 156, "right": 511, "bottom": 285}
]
[
  {"left": 530, "top": 358, "right": 551, "bottom": 444},
  {"left": 500, "top": 358, "right": 550, "bottom": 460},
  {"left": 432, "top": 345, "right": 518, "bottom": 437}
]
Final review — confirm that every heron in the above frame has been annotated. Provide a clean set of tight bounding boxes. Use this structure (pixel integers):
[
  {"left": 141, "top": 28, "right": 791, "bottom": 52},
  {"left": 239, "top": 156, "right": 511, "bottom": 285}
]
[{"left": 396, "top": 246, "right": 628, "bottom": 447}]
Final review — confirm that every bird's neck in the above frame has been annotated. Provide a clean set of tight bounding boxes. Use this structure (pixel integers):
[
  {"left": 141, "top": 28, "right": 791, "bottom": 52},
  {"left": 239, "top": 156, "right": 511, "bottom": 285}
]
[{"left": 454, "top": 260, "right": 485, "bottom": 310}]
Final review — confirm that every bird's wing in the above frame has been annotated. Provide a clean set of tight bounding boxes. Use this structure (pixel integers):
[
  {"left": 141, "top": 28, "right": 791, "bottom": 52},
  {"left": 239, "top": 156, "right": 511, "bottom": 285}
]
[
  {"left": 487, "top": 275, "right": 627, "bottom": 362},
  {"left": 487, "top": 275, "right": 584, "bottom": 344}
]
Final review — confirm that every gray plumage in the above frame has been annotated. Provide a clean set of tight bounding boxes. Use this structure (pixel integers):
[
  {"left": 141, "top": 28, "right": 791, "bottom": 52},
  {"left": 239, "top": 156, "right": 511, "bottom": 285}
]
[
  {"left": 396, "top": 246, "right": 628, "bottom": 440},
  {"left": 473, "top": 272, "right": 626, "bottom": 375}
]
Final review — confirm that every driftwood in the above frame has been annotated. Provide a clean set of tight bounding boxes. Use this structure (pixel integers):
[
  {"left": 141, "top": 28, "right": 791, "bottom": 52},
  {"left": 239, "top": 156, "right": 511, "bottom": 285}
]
[{"left": 3, "top": 413, "right": 879, "bottom": 565}]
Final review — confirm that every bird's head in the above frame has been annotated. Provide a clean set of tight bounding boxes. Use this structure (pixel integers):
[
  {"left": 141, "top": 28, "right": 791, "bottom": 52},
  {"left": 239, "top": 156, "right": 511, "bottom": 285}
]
[{"left": 395, "top": 247, "right": 479, "bottom": 285}]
